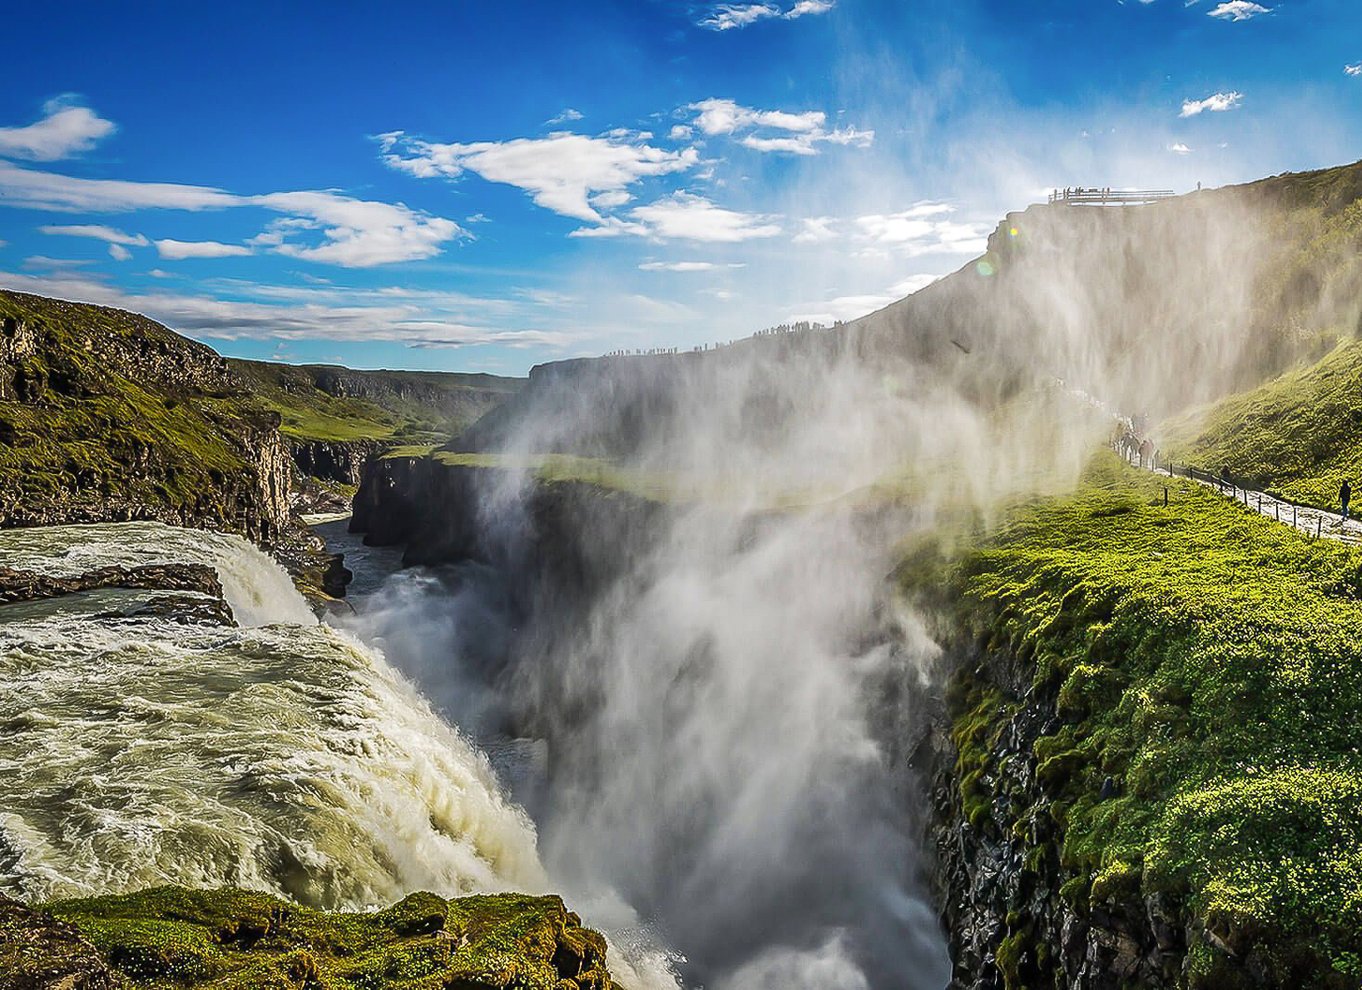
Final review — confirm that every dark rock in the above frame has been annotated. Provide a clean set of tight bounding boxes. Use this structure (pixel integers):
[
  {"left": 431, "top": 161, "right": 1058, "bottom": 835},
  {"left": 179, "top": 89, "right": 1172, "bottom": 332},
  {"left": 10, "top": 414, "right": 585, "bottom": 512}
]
[
  {"left": 0, "top": 563, "right": 235, "bottom": 625},
  {"left": 0, "top": 896, "right": 120, "bottom": 990},
  {"left": 930, "top": 645, "right": 1191, "bottom": 990}
]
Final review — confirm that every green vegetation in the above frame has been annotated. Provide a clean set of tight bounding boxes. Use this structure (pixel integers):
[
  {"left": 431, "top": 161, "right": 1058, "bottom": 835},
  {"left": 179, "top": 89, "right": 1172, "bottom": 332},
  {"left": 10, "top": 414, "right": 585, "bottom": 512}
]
[
  {"left": 1161, "top": 339, "right": 1362, "bottom": 510},
  {"left": 945, "top": 454, "right": 1362, "bottom": 986},
  {"left": 34, "top": 885, "right": 615, "bottom": 989},
  {"left": 0, "top": 291, "right": 266, "bottom": 529},
  {"left": 432, "top": 451, "right": 679, "bottom": 500},
  {"left": 230, "top": 359, "right": 522, "bottom": 446}
]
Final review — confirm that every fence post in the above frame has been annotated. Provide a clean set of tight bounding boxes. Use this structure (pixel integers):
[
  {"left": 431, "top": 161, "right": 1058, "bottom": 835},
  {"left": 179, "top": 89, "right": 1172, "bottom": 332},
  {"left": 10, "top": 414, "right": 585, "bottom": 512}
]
[
  {"left": 1275, "top": 503, "right": 1280, "bottom": 522},
  {"left": 1318, "top": 516, "right": 1323, "bottom": 539},
  {"left": 1294, "top": 506, "right": 1298, "bottom": 528},
  {"left": 1164, "top": 487, "right": 1169, "bottom": 506}
]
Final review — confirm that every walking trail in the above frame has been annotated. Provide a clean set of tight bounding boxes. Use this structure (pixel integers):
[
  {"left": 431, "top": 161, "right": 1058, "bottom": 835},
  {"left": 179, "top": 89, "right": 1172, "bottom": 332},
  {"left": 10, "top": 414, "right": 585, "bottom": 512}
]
[{"left": 1121, "top": 450, "right": 1362, "bottom": 546}]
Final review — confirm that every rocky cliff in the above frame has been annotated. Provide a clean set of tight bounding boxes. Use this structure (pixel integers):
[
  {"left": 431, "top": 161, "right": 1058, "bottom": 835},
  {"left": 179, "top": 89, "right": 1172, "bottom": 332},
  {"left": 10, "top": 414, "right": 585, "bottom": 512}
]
[
  {"left": 0, "top": 291, "right": 293, "bottom": 544},
  {"left": 352, "top": 451, "right": 665, "bottom": 609},
  {"left": 923, "top": 460, "right": 1362, "bottom": 989},
  {"left": 3, "top": 887, "right": 618, "bottom": 990}
]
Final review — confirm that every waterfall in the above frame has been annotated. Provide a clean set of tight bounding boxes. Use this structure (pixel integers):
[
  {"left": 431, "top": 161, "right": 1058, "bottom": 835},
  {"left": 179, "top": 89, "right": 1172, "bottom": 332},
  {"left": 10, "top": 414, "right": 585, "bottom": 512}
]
[
  {"left": 0, "top": 523, "right": 543, "bottom": 908},
  {"left": 0, "top": 521, "right": 315, "bottom": 627}
]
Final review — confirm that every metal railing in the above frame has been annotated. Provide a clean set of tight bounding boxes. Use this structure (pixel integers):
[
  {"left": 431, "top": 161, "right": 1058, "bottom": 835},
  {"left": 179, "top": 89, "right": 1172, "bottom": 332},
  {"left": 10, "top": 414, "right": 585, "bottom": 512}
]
[
  {"left": 1120, "top": 448, "right": 1361, "bottom": 543},
  {"left": 1049, "top": 188, "right": 1176, "bottom": 207}
]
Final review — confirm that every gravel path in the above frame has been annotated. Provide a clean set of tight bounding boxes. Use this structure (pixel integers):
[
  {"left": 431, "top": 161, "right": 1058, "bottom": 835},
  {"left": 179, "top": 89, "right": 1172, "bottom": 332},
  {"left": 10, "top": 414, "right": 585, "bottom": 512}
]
[{"left": 1122, "top": 451, "right": 1362, "bottom": 545}]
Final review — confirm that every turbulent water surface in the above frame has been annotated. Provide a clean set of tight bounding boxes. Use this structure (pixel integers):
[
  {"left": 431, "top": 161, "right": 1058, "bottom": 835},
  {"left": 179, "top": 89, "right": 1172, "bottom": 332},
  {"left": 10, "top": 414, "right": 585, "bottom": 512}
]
[
  {"left": 0, "top": 523, "right": 544, "bottom": 909},
  {"left": 1, "top": 515, "right": 945, "bottom": 989}
]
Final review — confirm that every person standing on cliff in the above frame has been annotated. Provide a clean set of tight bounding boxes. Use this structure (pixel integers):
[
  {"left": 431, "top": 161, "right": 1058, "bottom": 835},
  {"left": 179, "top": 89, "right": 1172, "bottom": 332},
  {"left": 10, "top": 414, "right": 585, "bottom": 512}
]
[{"left": 1342, "top": 480, "right": 1352, "bottom": 522}]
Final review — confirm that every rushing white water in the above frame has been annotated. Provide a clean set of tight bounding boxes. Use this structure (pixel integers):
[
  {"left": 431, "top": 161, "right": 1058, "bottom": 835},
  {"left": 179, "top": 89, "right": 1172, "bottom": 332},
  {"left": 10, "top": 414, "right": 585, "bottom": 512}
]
[
  {"left": 0, "top": 522, "right": 315, "bottom": 627},
  {"left": 0, "top": 523, "right": 544, "bottom": 909}
]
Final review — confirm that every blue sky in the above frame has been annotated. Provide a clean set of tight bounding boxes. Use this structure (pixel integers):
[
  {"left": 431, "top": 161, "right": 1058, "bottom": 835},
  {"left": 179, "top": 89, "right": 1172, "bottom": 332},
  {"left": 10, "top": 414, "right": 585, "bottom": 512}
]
[{"left": 0, "top": 0, "right": 1357, "bottom": 375}]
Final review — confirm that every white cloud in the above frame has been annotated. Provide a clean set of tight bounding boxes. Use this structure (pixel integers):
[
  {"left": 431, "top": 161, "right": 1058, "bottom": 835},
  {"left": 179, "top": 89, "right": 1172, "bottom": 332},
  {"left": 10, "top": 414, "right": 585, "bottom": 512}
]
[
  {"left": 253, "top": 191, "right": 462, "bottom": 266},
  {"left": 0, "top": 268, "right": 573, "bottom": 350},
  {"left": 1168, "top": 142, "right": 1192, "bottom": 154},
  {"left": 379, "top": 131, "right": 697, "bottom": 224},
  {"left": 788, "top": 0, "right": 835, "bottom": 14},
  {"left": 638, "top": 261, "right": 746, "bottom": 271},
  {"left": 39, "top": 224, "right": 149, "bottom": 246},
  {"left": 20, "top": 256, "right": 95, "bottom": 270},
  {"left": 0, "top": 161, "right": 237, "bottom": 212},
  {"left": 625, "top": 192, "right": 782, "bottom": 242},
  {"left": 700, "top": 3, "right": 780, "bottom": 29},
  {"left": 692, "top": 99, "right": 825, "bottom": 136},
  {"left": 1180, "top": 91, "right": 1243, "bottom": 116},
  {"left": 854, "top": 204, "right": 989, "bottom": 257},
  {"left": 1346, "top": 64, "right": 1362, "bottom": 77},
  {"left": 0, "top": 98, "right": 116, "bottom": 162},
  {"left": 688, "top": 98, "right": 872, "bottom": 155},
  {"left": 1208, "top": 1, "right": 1269, "bottom": 20},
  {"left": 698, "top": 0, "right": 833, "bottom": 30},
  {"left": 547, "top": 108, "right": 584, "bottom": 125},
  {"left": 0, "top": 161, "right": 464, "bottom": 267},
  {"left": 793, "top": 217, "right": 838, "bottom": 243},
  {"left": 107, "top": 243, "right": 131, "bottom": 262},
  {"left": 669, "top": 125, "right": 694, "bottom": 141},
  {"left": 590, "top": 189, "right": 633, "bottom": 209},
  {"left": 155, "top": 239, "right": 253, "bottom": 260}
]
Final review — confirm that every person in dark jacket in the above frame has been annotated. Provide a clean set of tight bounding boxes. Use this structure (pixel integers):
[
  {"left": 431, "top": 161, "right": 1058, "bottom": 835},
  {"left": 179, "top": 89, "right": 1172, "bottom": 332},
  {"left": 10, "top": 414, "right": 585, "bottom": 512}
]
[{"left": 1342, "top": 480, "right": 1352, "bottom": 522}]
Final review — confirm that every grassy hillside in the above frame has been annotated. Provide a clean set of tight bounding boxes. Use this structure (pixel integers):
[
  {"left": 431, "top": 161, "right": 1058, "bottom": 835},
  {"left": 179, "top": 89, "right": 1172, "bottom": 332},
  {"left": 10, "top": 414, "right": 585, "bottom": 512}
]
[
  {"left": 938, "top": 455, "right": 1362, "bottom": 986},
  {"left": 4, "top": 886, "right": 616, "bottom": 989},
  {"left": 231, "top": 359, "right": 523, "bottom": 446},
  {"left": 0, "top": 290, "right": 288, "bottom": 537},
  {"left": 1159, "top": 339, "right": 1362, "bottom": 509}
]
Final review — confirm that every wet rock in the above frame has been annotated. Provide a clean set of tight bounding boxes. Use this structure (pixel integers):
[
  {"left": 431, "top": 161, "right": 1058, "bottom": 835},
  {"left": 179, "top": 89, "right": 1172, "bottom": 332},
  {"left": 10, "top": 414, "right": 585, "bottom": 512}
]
[{"left": 0, "top": 563, "right": 235, "bottom": 626}]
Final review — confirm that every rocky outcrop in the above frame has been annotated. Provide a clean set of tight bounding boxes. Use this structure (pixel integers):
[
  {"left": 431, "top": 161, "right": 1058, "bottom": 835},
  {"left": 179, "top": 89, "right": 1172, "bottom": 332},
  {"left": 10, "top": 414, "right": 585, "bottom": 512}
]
[
  {"left": 0, "top": 563, "right": 235, "bottom": 625},
  {"left": 0, "top": 562, "right": 224, "bottom": 603},
  {"left": 289, "top": 438, "right": 386, "bottom": 488},
  {"left": 0, "top": 897, "right": 120, "bottom": 990},
  {"left": 930, "top": 647, "right": 1189, "bottom": 990},
  {"left": 3, "top": 887, "right": 619, "bottom": 990},
  {"left": 350, "top": 453, "right": 664, "bottom": 609}
]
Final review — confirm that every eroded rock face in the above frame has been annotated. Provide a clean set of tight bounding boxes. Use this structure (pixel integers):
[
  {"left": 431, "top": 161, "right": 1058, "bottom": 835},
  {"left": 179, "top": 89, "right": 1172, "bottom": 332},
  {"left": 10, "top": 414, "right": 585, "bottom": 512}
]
[
  {"left": 931, "top": 648, "right": 1192, "bottom": 990},
  {"left": 290, "top": 439, "right": 386, "bottom": 488},
  {"left": 0, "top": 291, "right": 294, "bottom": 547},
  {"left": 0, "top": 563, "right": 235, "bottom": 625}
]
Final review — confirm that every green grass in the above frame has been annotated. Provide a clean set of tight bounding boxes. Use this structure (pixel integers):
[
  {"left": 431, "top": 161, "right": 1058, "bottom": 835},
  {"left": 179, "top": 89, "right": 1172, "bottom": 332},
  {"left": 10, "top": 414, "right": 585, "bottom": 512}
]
[
  {"left": 1161, "top": 339, "right": 1362, "bottom": 510},
  {"left": 942, "top": 453, "right": 1362, "bottom": 986},
  {"left": 0, "top": 291, "right": 265, "bottom": 528},
  {"left": 228, "top": 361, "right": 410, "bottom": 443},
  {"left": 39, "top": 885, "right": 616, "bottom": 989},
  {"left": 230, "top": 360, "right": 522, "bottom": 446}
]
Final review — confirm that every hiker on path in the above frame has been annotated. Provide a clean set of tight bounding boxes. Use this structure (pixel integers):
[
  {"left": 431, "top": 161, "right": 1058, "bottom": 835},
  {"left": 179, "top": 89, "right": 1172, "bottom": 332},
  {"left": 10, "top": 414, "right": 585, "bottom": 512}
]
[
  {"left": 1342, "top": 480, "right": 1352, "bottom": 522},
  {"left": 1139, "top": 438, "right": 1153, "bottom": 469}
]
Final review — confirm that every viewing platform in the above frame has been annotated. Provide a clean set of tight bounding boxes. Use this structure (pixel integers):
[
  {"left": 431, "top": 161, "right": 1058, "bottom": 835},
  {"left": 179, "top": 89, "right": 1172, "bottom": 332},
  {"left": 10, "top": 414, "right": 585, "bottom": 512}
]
[{"left": 1049, "top": 187, "right": 1176, "bottom": 207}]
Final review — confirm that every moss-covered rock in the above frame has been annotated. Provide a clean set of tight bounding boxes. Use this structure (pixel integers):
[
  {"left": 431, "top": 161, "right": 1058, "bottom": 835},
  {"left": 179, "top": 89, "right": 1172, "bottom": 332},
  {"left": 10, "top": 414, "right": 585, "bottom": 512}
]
[
  {"left": 927, "top": 453, "right": 1362, "bottom": 988},
  {"left": 0, "top": 291, "right": 291, "bottom": 543},
  {"left": 2, "top": 886, "right": 619, "bottom": 990}
]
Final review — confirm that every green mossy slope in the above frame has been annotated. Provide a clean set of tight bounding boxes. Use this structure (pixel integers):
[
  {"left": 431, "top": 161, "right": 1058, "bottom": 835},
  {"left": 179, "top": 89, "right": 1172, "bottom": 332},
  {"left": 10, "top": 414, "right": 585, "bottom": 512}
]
[
  {"left": 946, "top": 454, "right": 1362, "bottom": 986},
  {"left": 1160, "top": 339, "right": 1362, "bottom": 510},
  {"left": 230, "top": 360, "right": 523, "bottom": 446},
  {"left": 0, "top": 291, "right": 287, "bottom": 537},
  {"left": 20, "top": 886, "right": 616, "bottom": 989}
]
